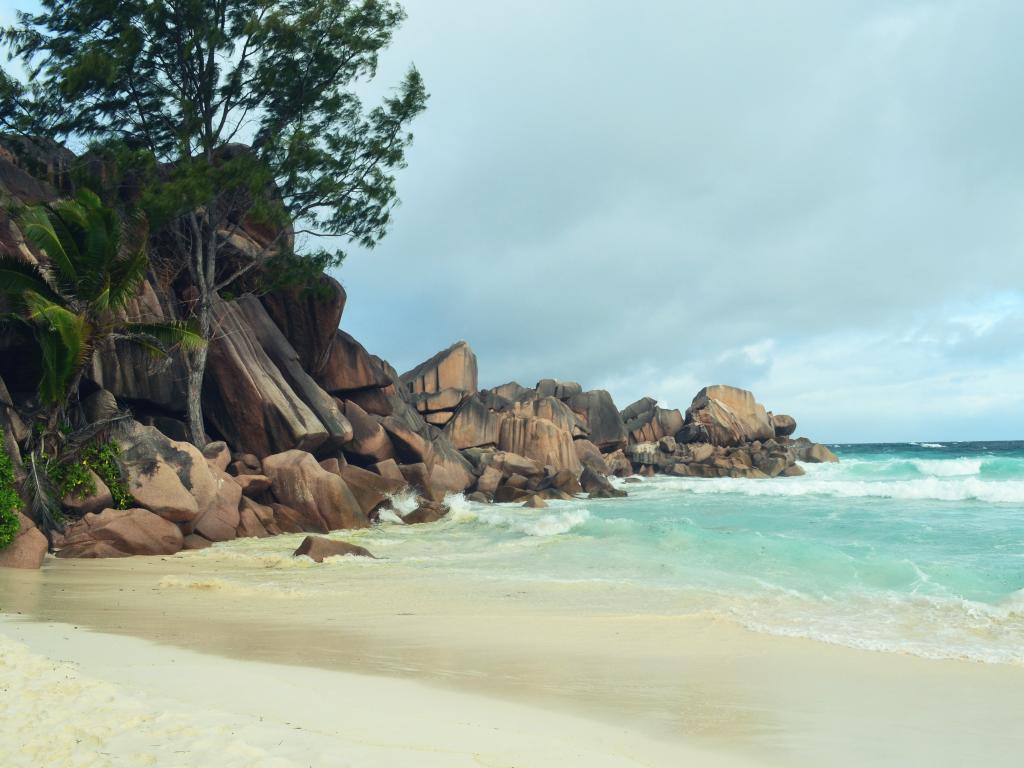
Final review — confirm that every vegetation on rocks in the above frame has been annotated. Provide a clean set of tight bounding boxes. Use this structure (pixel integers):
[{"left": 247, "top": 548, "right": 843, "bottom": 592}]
[
  {"left": 0, "top": 450, "right": 20, "bottom": 549},
  {"left": 3, "top": 0, "right": 428, "bottom": 445},
  {"left": 0, "top": 189, "right": 200, "bottom": 533}
]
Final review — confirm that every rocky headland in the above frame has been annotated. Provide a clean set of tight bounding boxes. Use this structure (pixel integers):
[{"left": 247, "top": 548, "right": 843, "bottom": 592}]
[{"left": 0, "top": 142, "right": 837, "bottom": 569}]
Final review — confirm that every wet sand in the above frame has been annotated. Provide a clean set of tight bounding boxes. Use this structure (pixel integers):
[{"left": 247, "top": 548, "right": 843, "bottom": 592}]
[{"left": 2, "top": 550, "right": 1023, "bottom": 766}]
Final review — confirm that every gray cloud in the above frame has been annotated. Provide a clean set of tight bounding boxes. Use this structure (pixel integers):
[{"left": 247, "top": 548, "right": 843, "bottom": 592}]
[{"left": 320, "top": 1, "right": 1024, "bottom": 440}]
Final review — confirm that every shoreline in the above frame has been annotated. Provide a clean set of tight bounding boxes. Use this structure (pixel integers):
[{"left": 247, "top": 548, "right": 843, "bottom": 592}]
[{"left": 4, "top": 554, "right": 1024, "bottom": 766}]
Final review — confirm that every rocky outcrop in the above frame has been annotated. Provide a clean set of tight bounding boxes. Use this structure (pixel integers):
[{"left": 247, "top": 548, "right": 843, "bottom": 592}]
[
  {"left": 55, "top": 508, "right": 184, "bottom": 558},
  {"left": 0, "top": 513, "right": 48, "bottom": 569},
  {"left": 316, "top": 330, "right": 392, "bottom": 394},
  {"left": 401, "top": 340, "right": 478, "bottom": 397},
  {"left": 684, "top": 385, "right": 775, "bottom": 447},
  {"left": 119, "top": 422, "right": 216, "bottom": 524},
  {"left": 262, "top": 449, "right": 368, "bottom": 531},
  {"left": 340, "top": 399, "right": 396, "bottom": 463},
  {"left": 497, "top": 414, "right": 581, "bottom": 475},
  {"left": 260, "top": 275, "right": 346, "bottom": 376},
  {"left": 444, "top": 396, "right": 501, "bottom": 449},
  {"left": 771, "top": 413, "right": 797, "bottom": 437},
  {"left": 204, "top": 298, "right": 328, "bottom": 457},
  {"left": 622, "top": 399, "right": 684, "bottom": 444},
  {"left": 235, "top": 296, "right": 353, "bottom": 451},
  {"left": 293, "top": 535, "right": 375, "bottom": 562},
  {"left": 536, "top": 379, "right": 582, "bottom": 400},
  {"left": 567, "top": 390, "right": 627, "bottom": 450},
  {"left": 87, "top": 280, "right": 190, "bottom": 412}
]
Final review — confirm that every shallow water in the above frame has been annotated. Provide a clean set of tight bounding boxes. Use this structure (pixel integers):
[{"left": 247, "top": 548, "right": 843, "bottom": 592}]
[{"left": 187, "top": 441, "right": 1024, "bottom": 665}]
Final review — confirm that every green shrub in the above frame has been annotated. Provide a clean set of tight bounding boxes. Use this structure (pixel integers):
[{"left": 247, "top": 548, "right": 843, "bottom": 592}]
[
  {"left": 49, "top": 441, "right": 133, "bottom": 511},
  {"left": 0, "top": 450, "right": 21, "bottom": 549},
  {"left": 83, "top": 442, "right": 132, "bottom": 509}
]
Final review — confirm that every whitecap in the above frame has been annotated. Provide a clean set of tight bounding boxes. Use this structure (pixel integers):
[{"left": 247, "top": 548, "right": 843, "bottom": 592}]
[{"left": 910, "top": 458, "right": 983, "bottom": 477}]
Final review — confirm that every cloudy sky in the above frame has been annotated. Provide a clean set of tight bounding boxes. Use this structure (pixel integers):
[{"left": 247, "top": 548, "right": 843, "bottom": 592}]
[
  {"left": 4, "top": 1, "right": 1021, "bottom": 443},
  {"left": 331, "top": 0, "right": 1024, "bottom": 443}
]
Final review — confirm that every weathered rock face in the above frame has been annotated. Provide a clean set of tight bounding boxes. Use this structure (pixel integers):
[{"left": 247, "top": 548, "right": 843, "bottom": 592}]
[
  {"left": 580, "top": 465, "right": 627, "bottom": 499},
  {"left": 403, "top": 500, "right": 449, "bottom": 525},
  {"left": 118, "top": 422, "right": 216, "bottom": 524},
  {"left": 377, "top": 396, "right": 474, "bottom": 494},
  {"left": 573, "top": 439, "right": 610, "bottom": 475},
  {"left": 401, "top": 341, "right": 478, "bottom": 396},
  {"left": 293, "top": 535, "right": 375, "bottom": 562},
  {"left": 192, "top": 473, "right": 242, "bottom": 542},
  {"left": 260, "top": 275, "right": 346, "bottom": 376},
  {"left": 771, "top": 413, "right": 797, "bottom": 437},
  {"left": 88, "top": 279, "right": 190, "bottom": 413},
  {"left": 235, "top": 296, "right": 353, "bottom": 450},
  {"left": 623, "top": 400, "right": 684, "bottom": 444},
  {"left": 444, "top": 396, "right": 501, "bottom": 450},
  {"left": 794, "top": 440, "right": 839, "bottom": 463},
  {"left": 316, "top": 330, "right": 392, "bottom": 394},
  {"left": 262, "top": 449, "right": 368, "bottom": 531},
  {"left": 497, "top": 415, "right": 581, "bottom": 475},
  {"left": 55, "top": 508, "right": 183, "bottom": 558},
  {"left": 684, "top": 385, "right": 775, "bottom": 447},
  {"left": 505, "top": 396, "right": 578, "bottom": 436},
  {"left": 488, "top": 382, "right": 532, "bottom": 402},
  {"left": 412, "top": 387, "right": 469, "bottom": 414},
  {"left": 336, "top": 463, "right": 406, "bottom": 517},
  {"left": 0, "top": 512, "right": 48, "bottom": 569},
  {"left": 340, "top": 400, "right": 396, "bottom": 463},
  {"left": 568, "top": 390, "right": 628, "bottom": 450},
  {"left": 204, "top": 298, "right": 328, "bottom": 458},
  {"left": 535, "top": 379, "right": 582, "bottom": 400}
]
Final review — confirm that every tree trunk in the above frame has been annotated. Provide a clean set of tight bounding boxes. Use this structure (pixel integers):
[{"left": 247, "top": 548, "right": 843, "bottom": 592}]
[{"left": 185, "top": 296, "right": 211, "bottom": 447}]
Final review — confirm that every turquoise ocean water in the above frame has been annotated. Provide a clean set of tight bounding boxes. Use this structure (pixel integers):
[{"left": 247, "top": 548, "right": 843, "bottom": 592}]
[{"left": 216, "top": 442, "right": 1024, "bottom": 665}]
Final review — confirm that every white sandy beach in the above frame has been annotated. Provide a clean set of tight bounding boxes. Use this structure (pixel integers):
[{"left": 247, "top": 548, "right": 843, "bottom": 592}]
[{"left": 2, "top": 547, "right": 1024, "bottom": 767}]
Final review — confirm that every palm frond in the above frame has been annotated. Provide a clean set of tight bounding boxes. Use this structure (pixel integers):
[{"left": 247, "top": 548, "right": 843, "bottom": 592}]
[
  {"left": 23, "top": 291, "right": 91, "bottom": 404},
  {"left": 105, "top": 246, "right": 148, "bottom": 311},
  {"left": 24, "top": 449, "right": 63, "bottom": 536},
  {"left": 20, "top": 204, "right": 79, "bottom": 285},
  {"left": 0, "top": 255, "right": 60, "bottom": 303},
  {"left": 122, "top": 319, "right": 206, "bottom": 354}
]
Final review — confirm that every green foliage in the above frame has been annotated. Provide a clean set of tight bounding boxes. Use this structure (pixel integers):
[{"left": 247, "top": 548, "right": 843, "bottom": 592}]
[
  {"left": 83, "top": 441, "right": 131, "bottom": 509},
  {"left": 3, "top": 0, "right": 428, "bottom": 265},
  {"left": 260, "top": 249, "right": 345, "bottom": 296},
  {"left": 47, "top": 440, "right": 132, "bottom": 511},
  {"left": 0, "top": 450, "right": 22, "bottom": 550},
  {"left": 0, "top": 189, "right": 204, "bottom": 408}
]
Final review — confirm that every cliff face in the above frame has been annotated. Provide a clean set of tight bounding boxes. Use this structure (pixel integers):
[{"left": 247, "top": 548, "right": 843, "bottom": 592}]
[{"left": 0, "top": 142, "right": 836, "bottom": 567}]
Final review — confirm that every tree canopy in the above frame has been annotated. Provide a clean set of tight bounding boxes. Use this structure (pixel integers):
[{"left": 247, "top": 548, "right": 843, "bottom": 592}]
[
  {"left": 3, "top": 0, "right": 427, "bottom": 256},
  {"left": 3, "top": 0, "right": 428, "bottom": 443}
]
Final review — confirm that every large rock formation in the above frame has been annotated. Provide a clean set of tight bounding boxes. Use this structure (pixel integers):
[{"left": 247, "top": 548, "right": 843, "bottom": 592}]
[
  {"left": 568, "top": 390, "right": 628, "bottom": 450},
  {"left": 497, "top": 414, "right": 581, "bottom": 475},
  {"left": 55, "top": 508, "right": 184, "bottom": 558},
  {"left": 234, "top": 296, "right": 353, "bottom": 450},
  {"left": 262, "top": 449, "right": 368, "bottom": 531},
  {"left": 0, "top": 139, "right": 841, "bottom": 566},
  {"left": 402, "top": 340, "right": 478, "bottom": 396},
  {"left": 683, "top": 385, "right": 775, "bottom": 447},
  {"left": 204, "top": 298, "right": 329, "bottom": 457},
  {"left": 259, "top": 275, "right": 346, "bottom": 376},
  {"left": 0, "top": 513, "right": 47, "bottom": 569},
  {"left": 316, "top": 330, "right": 392, "bottom": 394},
  {"left": 622, "top": 398, "right": 684, "bottom": 444}
]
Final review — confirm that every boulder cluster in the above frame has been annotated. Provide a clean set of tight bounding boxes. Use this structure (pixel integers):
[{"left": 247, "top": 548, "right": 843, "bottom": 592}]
[{"left": 0, "top": 142, "right": 837, "bottom": 567}]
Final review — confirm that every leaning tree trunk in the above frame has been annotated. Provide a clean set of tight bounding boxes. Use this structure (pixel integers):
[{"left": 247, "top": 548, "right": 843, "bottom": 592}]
[{"left": 185, "top": 298, "right": 211, "bottom": 448}]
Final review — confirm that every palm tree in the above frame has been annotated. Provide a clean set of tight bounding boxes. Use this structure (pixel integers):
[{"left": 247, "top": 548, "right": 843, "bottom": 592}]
[{"left": 0, "top": 188, "right": 203, "bottom": 532}]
